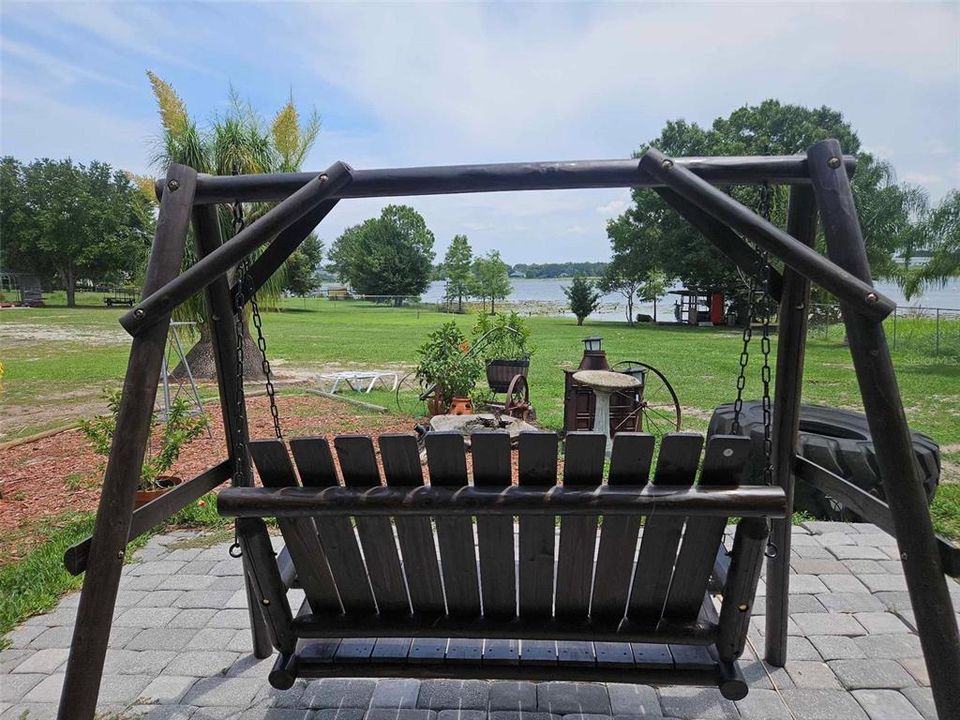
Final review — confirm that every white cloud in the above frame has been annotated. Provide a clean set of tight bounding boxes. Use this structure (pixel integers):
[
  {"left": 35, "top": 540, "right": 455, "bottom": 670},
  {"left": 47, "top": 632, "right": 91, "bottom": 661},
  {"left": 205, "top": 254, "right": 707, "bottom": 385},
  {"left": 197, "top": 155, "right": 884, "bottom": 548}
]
[
  {"left": 596, "top": 199, "right": 626, "bottom": 216},
  {"left": 901, "top": 171, "right": 944, "bottom": 186}
]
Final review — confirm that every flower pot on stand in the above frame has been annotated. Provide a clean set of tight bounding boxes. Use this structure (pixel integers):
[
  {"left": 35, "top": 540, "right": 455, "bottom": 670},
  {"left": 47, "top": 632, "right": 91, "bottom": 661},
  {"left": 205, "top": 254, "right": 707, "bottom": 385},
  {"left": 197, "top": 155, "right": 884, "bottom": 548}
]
[
  {"left": 135, "top": 476, "right": 184, "bottom": 509},
  {"left": 448, "top": 397, "right": 473, "bottom": 415}
]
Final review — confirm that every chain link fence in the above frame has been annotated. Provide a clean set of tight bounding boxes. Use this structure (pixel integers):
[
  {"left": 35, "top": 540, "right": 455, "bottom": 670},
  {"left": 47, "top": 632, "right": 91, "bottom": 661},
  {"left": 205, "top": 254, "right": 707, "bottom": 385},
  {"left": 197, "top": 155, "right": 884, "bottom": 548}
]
[{"left": 809, "top": 304, "right": 960, "bottom": 359}]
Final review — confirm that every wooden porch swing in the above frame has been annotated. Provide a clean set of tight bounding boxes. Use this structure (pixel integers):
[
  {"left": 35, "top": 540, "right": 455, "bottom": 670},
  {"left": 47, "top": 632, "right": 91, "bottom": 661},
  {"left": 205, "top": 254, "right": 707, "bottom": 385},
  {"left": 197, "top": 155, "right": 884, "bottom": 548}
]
[{"left": 57, "top": 140, "right": 960, "bottom": 720}]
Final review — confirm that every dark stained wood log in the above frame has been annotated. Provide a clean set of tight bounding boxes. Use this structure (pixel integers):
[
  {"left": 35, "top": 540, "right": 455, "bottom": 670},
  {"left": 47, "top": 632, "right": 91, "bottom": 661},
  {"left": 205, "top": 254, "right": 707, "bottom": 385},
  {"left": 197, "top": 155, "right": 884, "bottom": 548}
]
[
  {"left": 809, "top": 138, "right": 959, "bottom": 720},
  {"left": 379, "top": 434, "right": 445, "bottom": 615},
  {"left": 517, "top": 432, "right": 559, "bottom": 617},
  {"left": 65, "top": 460, "right": 231, "bottom": 575},
  {"left": 217, "top": 483, "right": 787, "bottom": 518},
  {"left": 471, "top": 432, "right": 517, "bottom": 617},
  {"left": 58, "top": 164, "right": 196, "bottom": 720},
  {"left": 409, "top": 637, "right": 448, "bottom": 663},
  {"left": 292, "top": 611, "right": 716, "bottom": 645},
  {"left": 445, "top": 638, "right": 484, "bottom": 663},
  {"left": 765, "top": 183, "right": 817, "bottom": 666},
  {"left": 236, "top": 517, "right": 296, "bottom": 653},
  {"left": 248, "top": 440, "right": 340, "bottom": 612},
  {"left": 289, "top": 437, "right": 376, "bottom": 613},
  {"left": 663, "top": 436, "right": 751, "bottom": 620},
  {"left": 482, "top": 638, "right": 520, "bottom": 665},
  {"left": 639, "top": 148, "right": 893, "bottom": 321},
  {"left": 335, "top": 435, "right": 409, "bottom": 613},
  {"left": 592, "top": 433, "right": 655, "bottom": 620},
  {"left": 629, "top": 433, "right": 704, "bottom": 621},
  {"left": 717, "top": 518, "right": 768, "bottom": 661},
  {"left": 371, "top": 636, "right": 411, "bottom": 663},
  {"left": 121, "top": 162, "right": 352, "bottom": 336},
  {"left": 425, "top": 432, "right": 482, "bottom": 616},
  {"left": 188, "top": 154, "right": 858, "bottom": 204},
  {"left": 555, "top": 432, "right": 605, "bottom": 619}
]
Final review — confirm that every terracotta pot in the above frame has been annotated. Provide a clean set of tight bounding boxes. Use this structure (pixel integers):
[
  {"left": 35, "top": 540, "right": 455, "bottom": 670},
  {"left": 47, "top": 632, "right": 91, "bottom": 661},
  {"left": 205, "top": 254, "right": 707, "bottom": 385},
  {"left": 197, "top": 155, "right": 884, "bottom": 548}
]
[
  {"left": 448, "top": 396, "right": 473, "bottom": 415},
  {"left": 135, "top": 475, "right": 183, "bottom": 509}
]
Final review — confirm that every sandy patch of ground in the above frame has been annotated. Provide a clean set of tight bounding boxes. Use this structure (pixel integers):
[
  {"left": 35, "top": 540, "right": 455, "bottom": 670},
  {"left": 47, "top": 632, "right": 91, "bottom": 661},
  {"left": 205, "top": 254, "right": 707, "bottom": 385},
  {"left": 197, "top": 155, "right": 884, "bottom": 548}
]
[{"left": 0, "top": 322, "right": 131, "bottom": 347}]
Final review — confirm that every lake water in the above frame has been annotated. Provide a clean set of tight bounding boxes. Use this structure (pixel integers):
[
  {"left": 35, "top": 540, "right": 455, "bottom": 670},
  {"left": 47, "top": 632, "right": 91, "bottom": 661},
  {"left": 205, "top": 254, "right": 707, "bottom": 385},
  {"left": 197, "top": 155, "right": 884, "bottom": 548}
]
[{"left": 417, "top": 276, "right": 960, "bottom": 322}]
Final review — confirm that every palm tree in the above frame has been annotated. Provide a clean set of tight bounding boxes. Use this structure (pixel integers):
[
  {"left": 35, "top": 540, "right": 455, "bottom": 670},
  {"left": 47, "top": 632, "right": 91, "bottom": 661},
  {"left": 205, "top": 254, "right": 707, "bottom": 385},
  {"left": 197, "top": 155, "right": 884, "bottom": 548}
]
[
  {"left": 144, "top": 72, "right": 321, "bottom": 378},
  {"left": 901, "top": 191, "right": 960, "bottom": 300}
]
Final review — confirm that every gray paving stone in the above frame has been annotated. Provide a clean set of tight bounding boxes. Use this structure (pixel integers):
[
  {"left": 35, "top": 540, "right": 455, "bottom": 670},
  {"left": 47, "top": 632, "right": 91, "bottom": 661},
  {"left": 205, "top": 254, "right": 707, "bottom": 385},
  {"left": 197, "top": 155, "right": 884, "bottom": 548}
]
[
  {"left": 191, "top": 707, "right": 244, "bottom": 719},
  {"left": 303, "top": 679, "right": 377, "bottom": 709},
  {"left": 238, "top": 710, "right": 316, "bottom": 720},
  {"left": 314, "top": 710, "right": 366, "bottom": 720},
  {"left": 815, "top": 592, "right": 886, "bottom": 613},
  {"left": 898, "top": 657, "right": 930, "bottom": 686},
  {"left": 225, "top": 653, "right": 275, "bottom": 678},
  {"left": 419, "top": 680, "right": 490, "bottom": 711},
  {"left": 786, "top": 660, "right": 842, "bottom": 689},
  {"left": 253, "top": 682, "right": 306, "bottom": 709},
  {"left": 125, "top": 627, "right": 199, "bottom": 651},
  {"left": 874, "top": 591, "right": 913, "bottom": 612},
  {"left": 792, "top": 613, "right": 866, "bottom": 636},
  {"left": 792, "top": 545, "right": 834, "bottom": 559},
  {"left": 808, "top": 635, "right": 865, "bottom": 660},
  {"left": 786, "top": 636, "right": 822, "bottom": 661},
  {"left": 780, "top": 688, "right": 869, "bottom": 720},
  {"left": 122, "top": 574, "right": 166, "bottom": 591},
  {"left": 130, "top": 560, "right": 187, "bottom": 576},
  {"left": 489, "top": 713, "right": 559, "bottom": 720},
  {"left": 182, "top": 676, "right": 263, "bottom": 706},
  {"left": 856, "top": 574, "right": 907, "bottom": 593},
  {"left": 537, "top": 683, "right": 610, "bottom": 715},
  {"left": 437, "top": 710, "right": 487, "bottom": 720},
  {"left": 164, "top": 549, "right": 204, "bottom": 562},
  {"left": 23, "top": 609, "right": 76, "bottom": 627},
  {"left": 165, "top": 650, "right": 241, "bottom": 676},
  {"left": 1, "top": 702, "right": 57, "bottom": 719},
  {"left": 819, "top": 574, "right": 869, "bottom": 593},
  {"left": 790, "top": 574, "right": 829, "bottom": 594},
  {"left": 900, "top": 687, "right": 937, "bottom": 720},
  {"left": 853, "top": 612, "right": 910, "bottom": 634},
  {"left": 102, "top": 648, "right": 177, "bottom": 675},
  {"left": 210, "top": 559, "right": 244, "bottom": 576},
  {"left": 605, "top": 684, "right": 659, "bottom": 716},
  {"left": 173, "top": 591, "right": 238, "bottom": 610},
  {"left": 139, "top": 590, "right": 186, "bottom": 608},
  {"left": 371, "top": 679, "right": 422, "bottom": 709},
  {"left": 114, "top": 606, "right": 181, "bottom": 628},
  {"left": 108, "top": 626, "right": 141, "bottom": 648},
  {"left": 179, "top": 561, "right": 218, "bottom": 575},
  {"left": 227, "top": 628, "right": 255, "bottom": 652},
  {"left": 851, "top": 689, "right": 923, "bottom": 720},
  {"left": 365, "top": 711, "right": 437, "bottom": 720},
  {"left": 207, "top": 575, "right": 246, "bottom": 591},
  {"left": 792, "top": 559, "right": 850, "bottom": 575},
  {"left": 803, "top": 521, "right": 857, "bottom": 535},
  {"left": 841, "top": 560, "right": 887, "bottom": 575},
  {"left": 0, "top": 648, "right": 34, "bottom": 674},
  {"left": 786, "top": 594, "right": 827, "bottom": 614},
  {"left": 854, "top": 633, "right": 922, "bottom": 659},
  {"left": 27, "top": 625, "right": 73, "bottom": 649},
  {"left": 185, "top": 627, "right": 238, "bottom": 650},
  {"left": 829, "top": 659, "right": 915, "bottom": 689},
  {"left": 207, "top": 609, "right": 251, "bottom": 628},
  {"left": 818, "top": 532, "right": 855, "bottom": 547},
  {"left": 140, "top": 675, "right": 199, "bottom": 704},
  {"left": 0, "top": 673, "right": 45, "bottom": 702},
  {"left": 167, "top": 609, "right": 218, "bottom": 629},
  {"left": 734, "top": 688, "right": 790, "bottom": 719},
  {"left": 10, "top": 648, "right": 68, "bottom": 674},
  {"left": 657, "top": 687, "right": 736, "bottom": 719},
  {"left": 828, "top": 545, "right": 889, "bottom": 561},
  {"left": 558, "top": 715, "right": 612, "bottom": 720},
  {"left": 98, "top": 673, "right": 155, "bottom": 703},
  {"left": 2, "top": 624, "right": 46, "bottom": 648}
]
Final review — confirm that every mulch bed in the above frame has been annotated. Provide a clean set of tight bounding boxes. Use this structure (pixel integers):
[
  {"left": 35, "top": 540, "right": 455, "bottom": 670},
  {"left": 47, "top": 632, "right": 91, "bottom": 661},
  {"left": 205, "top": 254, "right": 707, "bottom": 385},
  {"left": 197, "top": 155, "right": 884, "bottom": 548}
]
[{"left": 0, "top": 395, "right": 415, "bottom": 565}]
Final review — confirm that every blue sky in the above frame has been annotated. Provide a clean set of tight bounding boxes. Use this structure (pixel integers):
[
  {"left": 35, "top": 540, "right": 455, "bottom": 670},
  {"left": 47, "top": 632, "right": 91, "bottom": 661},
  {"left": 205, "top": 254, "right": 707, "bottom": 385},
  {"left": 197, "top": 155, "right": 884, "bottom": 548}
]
[{"left": 1, "top": 2, "right": 958, "bottom": 263}]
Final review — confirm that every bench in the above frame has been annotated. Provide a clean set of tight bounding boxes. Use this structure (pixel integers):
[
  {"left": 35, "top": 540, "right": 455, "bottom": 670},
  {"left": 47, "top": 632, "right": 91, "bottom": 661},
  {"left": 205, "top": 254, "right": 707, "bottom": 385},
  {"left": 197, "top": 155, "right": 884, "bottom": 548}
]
[{"left": 217, "top": 430, "right": 786, "bottom": 699}]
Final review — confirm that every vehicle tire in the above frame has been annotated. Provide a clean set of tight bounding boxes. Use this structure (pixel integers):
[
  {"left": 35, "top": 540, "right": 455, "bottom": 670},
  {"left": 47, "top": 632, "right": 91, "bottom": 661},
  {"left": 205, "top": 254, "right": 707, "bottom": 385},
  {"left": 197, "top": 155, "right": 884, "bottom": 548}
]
[{"left": 708, "top": 401, "right": 940, "bottom": 521}]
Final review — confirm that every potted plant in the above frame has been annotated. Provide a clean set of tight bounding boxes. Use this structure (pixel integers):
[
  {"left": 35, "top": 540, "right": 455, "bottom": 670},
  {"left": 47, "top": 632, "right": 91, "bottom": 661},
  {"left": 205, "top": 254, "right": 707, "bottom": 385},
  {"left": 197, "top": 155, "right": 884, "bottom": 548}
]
[
  {"left": 80, "top": 391, "right": 208, "bottom": 508},
  {"left": 473, "top": 312, "right": 534, "bottom": 393},
  {"left": 415, "top": 322, "right": 483, "bottom": 415}
]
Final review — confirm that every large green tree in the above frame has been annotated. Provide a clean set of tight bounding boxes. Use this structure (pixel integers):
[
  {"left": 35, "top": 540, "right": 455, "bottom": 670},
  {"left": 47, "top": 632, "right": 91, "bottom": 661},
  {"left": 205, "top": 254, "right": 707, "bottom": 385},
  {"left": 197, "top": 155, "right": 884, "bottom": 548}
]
[
  {"left": 283, "top": 235, "right": 324, "bottom": 296},
  {"left": 599, "top": 212, "right": 661, "bottom": 325},
  {"left": 0, "top": 157, "right": 154, "bottom": 306},
  {"left": 902, "top": 190, "right": 960, "bottom": 299},
  {"left": 330, "top": 205, "right": 435, "bottom": 304},
  {"left": 611, "top": 100, "right": 919, "bottom": 296},
  {"left": 442, "top": 234, "right": 473, "bottom": 312},
  {"left": 564, "top": 274, "right": 601, "bottom": 326},
  {"left": 469, "top": 250, "right": 512, "bottom": 313}
]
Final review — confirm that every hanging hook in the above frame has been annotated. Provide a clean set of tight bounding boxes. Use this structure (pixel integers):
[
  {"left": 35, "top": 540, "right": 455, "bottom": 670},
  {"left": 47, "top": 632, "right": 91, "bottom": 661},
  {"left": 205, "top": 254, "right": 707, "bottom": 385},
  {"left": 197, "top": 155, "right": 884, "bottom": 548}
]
[
  {"left": 764, "top": 542, "right": 779, "bottom": 559},
  {"left": 229, "top": 542, "right": 243, "bottom": 558}
]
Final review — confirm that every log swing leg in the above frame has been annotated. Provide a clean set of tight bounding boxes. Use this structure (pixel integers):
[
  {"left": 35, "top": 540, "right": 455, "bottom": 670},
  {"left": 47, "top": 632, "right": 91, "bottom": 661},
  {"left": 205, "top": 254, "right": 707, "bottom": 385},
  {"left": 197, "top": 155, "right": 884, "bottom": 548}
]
[
  {"left": 808, "top": 139, "right": 960, "bottom": 720},
  {"left": 57, "top": 165, "right": 197, "bottom": 720}
]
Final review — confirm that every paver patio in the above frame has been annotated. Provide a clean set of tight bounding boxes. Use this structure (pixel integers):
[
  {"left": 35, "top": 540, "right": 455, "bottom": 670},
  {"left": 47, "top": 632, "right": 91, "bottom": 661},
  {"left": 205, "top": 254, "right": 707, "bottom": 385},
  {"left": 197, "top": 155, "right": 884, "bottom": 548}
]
[{"left": 2, "top": 522, "right": 956, "bottom": 720}]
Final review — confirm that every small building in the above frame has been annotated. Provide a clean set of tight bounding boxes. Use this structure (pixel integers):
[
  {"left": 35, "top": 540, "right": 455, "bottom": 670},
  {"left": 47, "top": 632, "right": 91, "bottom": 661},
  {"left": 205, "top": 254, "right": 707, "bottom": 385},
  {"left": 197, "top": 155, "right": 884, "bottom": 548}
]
[
  {"left": 670, "top": 288, "right": 725, "bottom": 326},
  {"left": 326, "top": 286, "right": 352, "bottom": 301}
]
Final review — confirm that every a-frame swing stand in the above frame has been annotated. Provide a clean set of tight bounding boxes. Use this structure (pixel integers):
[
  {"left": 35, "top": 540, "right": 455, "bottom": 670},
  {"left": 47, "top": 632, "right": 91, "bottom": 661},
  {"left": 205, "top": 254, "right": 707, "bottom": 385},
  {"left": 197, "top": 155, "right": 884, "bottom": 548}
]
[{"left": 56, "top": 140, "right": 959, "bottom": 719}]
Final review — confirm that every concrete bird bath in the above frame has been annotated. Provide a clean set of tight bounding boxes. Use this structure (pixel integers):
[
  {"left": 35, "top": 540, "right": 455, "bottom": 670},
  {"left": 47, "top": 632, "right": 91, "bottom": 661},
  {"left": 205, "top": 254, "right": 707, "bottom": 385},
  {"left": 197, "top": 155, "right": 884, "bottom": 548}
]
[{"left": 572, "top": 369, "right": 641, "bottom": 455}]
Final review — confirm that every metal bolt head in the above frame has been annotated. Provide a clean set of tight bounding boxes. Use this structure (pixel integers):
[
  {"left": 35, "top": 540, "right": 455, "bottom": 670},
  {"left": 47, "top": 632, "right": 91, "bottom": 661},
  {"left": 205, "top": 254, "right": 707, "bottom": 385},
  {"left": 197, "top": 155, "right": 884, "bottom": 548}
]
[
  {"left": 738, "top": 603, "right": 749, "bottom": 612},
  {"left": 117, "top": 550, "right": 125, "bottom": 560},
  {"left": 167, "top": 179, "right": 180, "bottom": 191},
  {"left": 865, "top": 292, "right": 878, "bottom": 304},
  {"left": 262, "top": 598, "right": 271, "bottom": 606},
  {"left": 661, "top": 159, "right": 674, "bottom": 170},
  {"left": 318, "top": 174, "right": 328, "bottom": 184},
  {"left": 827, "top": 157, "right": 841, "bottom": 169},
  {"left": 133, "top": 307, "right": 145, "bottom": 318}
]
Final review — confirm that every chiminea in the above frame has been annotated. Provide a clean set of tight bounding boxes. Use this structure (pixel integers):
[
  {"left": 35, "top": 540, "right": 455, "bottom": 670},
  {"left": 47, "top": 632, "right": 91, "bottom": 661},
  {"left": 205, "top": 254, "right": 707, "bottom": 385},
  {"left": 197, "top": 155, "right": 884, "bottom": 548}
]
[{"left": 578, "top": 336, "right": 609, "bottom": 370}]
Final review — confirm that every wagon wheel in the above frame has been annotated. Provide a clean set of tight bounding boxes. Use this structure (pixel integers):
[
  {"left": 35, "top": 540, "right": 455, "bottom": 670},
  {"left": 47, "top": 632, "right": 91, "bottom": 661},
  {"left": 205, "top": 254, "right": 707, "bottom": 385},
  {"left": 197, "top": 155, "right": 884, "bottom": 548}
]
[
  {"left": 612, "top": 360, "right": 682, "bottom": 440},
  {"left": 395, "top": 371, "right": 436, "bottom": 419},
  {"left": 503, "top": 374, "right": 531, "bottom": 421}
]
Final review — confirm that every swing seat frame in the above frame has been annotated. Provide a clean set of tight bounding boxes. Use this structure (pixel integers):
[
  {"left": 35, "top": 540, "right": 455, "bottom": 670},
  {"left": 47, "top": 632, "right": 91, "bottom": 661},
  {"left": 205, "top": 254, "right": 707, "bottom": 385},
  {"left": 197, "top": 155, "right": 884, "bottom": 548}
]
[{"left": 55, "top": 141, "right": 960, "bottom": 720}]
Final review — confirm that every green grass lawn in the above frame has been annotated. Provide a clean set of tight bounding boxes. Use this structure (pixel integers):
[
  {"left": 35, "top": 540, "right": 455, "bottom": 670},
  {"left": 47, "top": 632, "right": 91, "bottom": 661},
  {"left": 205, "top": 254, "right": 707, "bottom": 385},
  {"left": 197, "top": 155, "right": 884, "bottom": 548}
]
[{"left": 2, "top": 295, "right": 958, "bottom": 538}]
